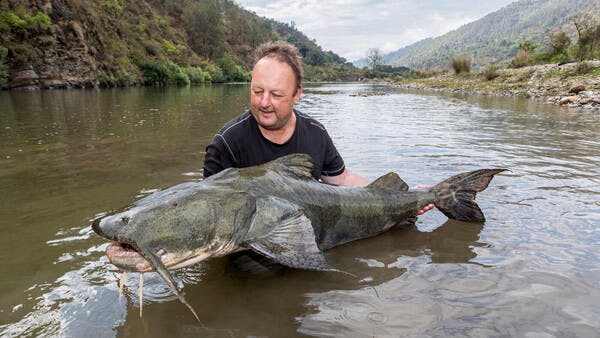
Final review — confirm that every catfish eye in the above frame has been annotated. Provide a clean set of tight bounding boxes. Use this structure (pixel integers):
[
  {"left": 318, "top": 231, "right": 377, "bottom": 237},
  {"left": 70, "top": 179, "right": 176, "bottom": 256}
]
[{"left": 172, "top": 201, "right": 178, "bottom": 207}]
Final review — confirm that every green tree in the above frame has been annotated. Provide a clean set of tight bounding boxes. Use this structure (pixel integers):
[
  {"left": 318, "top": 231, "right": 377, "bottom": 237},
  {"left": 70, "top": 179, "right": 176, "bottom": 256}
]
[
  {"left": 549, "top": 31, "right": 571, "bottom": 56},
  {"left": 182, "top": 0, "right": 225, "bottom": 59},
  {"left": 517, "top": 41, "right": 537, "bottom": 54}
]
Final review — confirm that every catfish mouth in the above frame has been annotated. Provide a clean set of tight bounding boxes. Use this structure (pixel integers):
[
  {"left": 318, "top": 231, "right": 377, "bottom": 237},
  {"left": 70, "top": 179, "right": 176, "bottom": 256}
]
[
  {"left": 105, "top": 241, "right": 215, "bottom": 272},
  {"left": 106, "top": 242, "right": 155, "bottom": 272}
]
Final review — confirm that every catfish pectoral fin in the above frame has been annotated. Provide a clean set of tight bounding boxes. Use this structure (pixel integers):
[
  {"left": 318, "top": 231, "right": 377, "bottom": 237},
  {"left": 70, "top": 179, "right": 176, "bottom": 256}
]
[{"left": 245, "top": 202, "right": 339, "bottom": 272}]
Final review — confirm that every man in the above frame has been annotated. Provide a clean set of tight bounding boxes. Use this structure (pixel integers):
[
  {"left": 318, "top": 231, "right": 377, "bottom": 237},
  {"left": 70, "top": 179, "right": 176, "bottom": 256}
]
[{"left": 203, "top": 41, "right": 432, "bottom": 215}]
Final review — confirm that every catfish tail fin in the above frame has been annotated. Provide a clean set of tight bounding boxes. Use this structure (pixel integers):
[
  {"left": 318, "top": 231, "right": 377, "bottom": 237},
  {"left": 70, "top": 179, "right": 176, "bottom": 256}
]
[{"left": 431, "top": 169, "right": 506, "bottom": 222}]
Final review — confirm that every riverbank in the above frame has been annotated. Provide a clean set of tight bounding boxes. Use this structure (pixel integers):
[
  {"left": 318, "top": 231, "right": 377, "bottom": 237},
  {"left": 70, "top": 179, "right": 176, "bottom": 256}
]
[{"left": 394, "top": 61, "right": 600, "bottom": 110}]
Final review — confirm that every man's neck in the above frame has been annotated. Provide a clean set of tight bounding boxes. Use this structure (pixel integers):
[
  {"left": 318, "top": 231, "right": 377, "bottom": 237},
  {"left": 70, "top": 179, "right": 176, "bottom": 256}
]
[{"left": 258, "top": 111, "right": 297, "bottom": 145}]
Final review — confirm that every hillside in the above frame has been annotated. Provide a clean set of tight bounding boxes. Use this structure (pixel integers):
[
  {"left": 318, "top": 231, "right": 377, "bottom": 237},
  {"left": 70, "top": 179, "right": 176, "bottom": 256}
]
[
  {"left": 387, "top": 0, "right": 600, "bottom": 70},
  {"left": 0, "top": 0, "right": 351, "bottom": 90}
]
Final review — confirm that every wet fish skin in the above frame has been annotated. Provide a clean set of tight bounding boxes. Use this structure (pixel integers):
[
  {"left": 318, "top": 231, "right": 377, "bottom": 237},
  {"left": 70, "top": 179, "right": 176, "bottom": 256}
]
[{"left": 92, "top": 153, "right": 505, "bottom": 318}]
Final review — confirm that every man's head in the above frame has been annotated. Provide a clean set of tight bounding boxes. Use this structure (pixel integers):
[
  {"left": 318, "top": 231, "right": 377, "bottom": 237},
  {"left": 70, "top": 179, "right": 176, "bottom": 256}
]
[
  {"left": 253, "top": 41, "right": 303, "bottom": 93},
  {"left": 250, "top": 41, "right": 303, "bottom": 131}
]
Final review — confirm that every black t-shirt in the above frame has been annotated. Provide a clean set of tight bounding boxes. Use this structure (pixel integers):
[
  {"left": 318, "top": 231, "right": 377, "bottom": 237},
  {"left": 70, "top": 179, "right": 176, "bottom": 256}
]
[{"left": 203, "top": 109, "right": 345, "bottom": 179}]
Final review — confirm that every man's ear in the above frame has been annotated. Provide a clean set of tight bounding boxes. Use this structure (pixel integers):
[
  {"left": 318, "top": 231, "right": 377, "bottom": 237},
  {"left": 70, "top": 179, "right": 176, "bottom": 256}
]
[{"left": 293, "top": 85, "right": 302, "bottom": 103}]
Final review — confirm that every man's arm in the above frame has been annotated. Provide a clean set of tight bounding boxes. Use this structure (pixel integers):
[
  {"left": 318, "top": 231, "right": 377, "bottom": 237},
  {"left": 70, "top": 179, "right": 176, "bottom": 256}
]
[
  {"left": 321, "top": 168, "right": 369, "bottom": 187},
  {"left": 203, "top": 136, "right": 235, "bottom": 178}
]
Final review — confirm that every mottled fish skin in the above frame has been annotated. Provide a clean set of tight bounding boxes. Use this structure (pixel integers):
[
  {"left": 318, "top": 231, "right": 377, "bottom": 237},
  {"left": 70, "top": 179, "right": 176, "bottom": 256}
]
[{"left": 92, "top": 153, "right": 505, "bottom": 318}]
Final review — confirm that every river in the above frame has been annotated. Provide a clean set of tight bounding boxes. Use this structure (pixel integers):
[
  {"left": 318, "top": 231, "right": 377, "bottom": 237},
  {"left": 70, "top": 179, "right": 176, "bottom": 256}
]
[{"left": 1, "top": 83, "right": 599, "bottom": 337}]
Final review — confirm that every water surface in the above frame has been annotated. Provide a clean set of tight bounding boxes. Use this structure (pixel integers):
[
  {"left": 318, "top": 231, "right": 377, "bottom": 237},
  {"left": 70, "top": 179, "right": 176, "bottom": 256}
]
[{"left": 1, "top": 84, "right": 599, "bottom": 337}]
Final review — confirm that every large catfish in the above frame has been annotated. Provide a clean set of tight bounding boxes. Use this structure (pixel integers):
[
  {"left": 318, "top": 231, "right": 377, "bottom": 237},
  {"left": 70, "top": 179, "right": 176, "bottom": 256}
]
[{"left": 92, "top": 154, "right": 505, "bottom": 319}]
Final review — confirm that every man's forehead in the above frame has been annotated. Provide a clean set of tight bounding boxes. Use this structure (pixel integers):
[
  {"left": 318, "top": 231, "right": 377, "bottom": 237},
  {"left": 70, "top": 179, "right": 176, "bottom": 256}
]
[{"left": 251, "top": 58, "right": 295, "bottom": 88}]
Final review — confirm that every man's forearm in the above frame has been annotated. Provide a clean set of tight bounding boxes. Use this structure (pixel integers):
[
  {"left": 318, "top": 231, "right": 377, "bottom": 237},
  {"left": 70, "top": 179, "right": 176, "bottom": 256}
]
[{"left": 321, "top": 169, "right": 370, "bottom": 187}]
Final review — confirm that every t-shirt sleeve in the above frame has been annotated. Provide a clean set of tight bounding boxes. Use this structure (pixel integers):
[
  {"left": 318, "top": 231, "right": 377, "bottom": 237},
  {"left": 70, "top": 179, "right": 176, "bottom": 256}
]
[
  {"left": 320, "top": 131, "right": 345, "bottom": 177},
  {"left": 203, "top": 135, "right": 235, "bottom": 178}
]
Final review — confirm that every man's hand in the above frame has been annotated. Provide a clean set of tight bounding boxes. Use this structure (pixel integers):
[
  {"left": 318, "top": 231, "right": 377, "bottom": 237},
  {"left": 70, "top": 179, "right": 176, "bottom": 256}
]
[
  {"left": 415, "top": 203, "right": 434, "bottom": 215},
  {"left": 414, "top": 184, "right": 434, "bottom": 216}
]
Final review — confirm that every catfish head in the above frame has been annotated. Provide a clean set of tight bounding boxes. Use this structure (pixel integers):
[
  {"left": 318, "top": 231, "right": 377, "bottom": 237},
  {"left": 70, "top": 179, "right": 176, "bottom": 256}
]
[{"left": 92, "top": 181, "right": 256, "bottom": 273}]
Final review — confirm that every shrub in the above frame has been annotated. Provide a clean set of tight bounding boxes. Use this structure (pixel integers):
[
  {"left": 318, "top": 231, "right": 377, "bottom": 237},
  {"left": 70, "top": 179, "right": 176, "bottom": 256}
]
[
  {"left": 5, "top": 12, "right": 28, "bottom": 34},
  {"left": 162, "top": 39, "right": 185, "bottom": 58},
  {"left": 115, "top": 71, "right": 135, "bottom": 87},
  {"left": 166, "top": 61, "right": 189, "bottom": 86},
  {"left": 216, "top": 54, "right": 250, "bottom": 82},
  {"left": 482, "top": 65, "right": 500, "bottom": 81},
  {"left": 183, "top": 66, "right": 211, "bottom": 84},
  {"left": 103, "top": 0, "right": 123, "bottom": 17},
  {"left": 510, "top": 51, "right": 531, "bottom": 68},
  {"left": 3, "top": 11, "right": 52, "bottom": 35},
  {"left": 451, "top": 55, "right": 471, "bottom": 74},
  {"left": 140, "top": 61, "right": 169, "bottom": 86},
  {"left": 170, "top": 70, "right": 190, "bottom": 86},
  {"left": 204, "top": 64, "right": 224, "bottom": 83},
  {"left": 28, "top": 12, "right": 52, "bottom": 32}
]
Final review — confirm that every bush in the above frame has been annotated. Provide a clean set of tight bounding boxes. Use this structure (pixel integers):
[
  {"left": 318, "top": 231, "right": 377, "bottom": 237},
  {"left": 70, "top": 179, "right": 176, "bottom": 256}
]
[
  {"left": 165, "top": 61, "right": 189, "bottom": 86},
  {"left": 183, "top": 66, "right": 211, "bottom": 84},
  {"left": 204, "top": 63, "right": 225, "bottom": 83},
  {"left": 115, "top": 71, "right": 135, "bottom": 87},
  {"left": 140, "top": 61, "right": 169, "bottom": 86},
  {"left": 451, "top": 55, "right": 471, "bottom": 74},
  {"left": 2, "top": 11, "right": 52, "bottom": 35},
  {"left": 5, "top": 12, "right": 28, "bottom": 34},
  {"left": 510, "top": 51, "right": 531, "bottom": 68},
  {"left": 103, "top": 0, "right": 123, "bottom": 17},
  {"left": 216, "top": 54, "right": 250, "bottom": 82},
  {"left": 170, "top": 70, "right": 190, "bottom": 86},
  {"left": 482, "top": 65, "right": 500, "bottom": 81},
  {"left": 28, "top": 12, "right": 52, "bottom": 32}
]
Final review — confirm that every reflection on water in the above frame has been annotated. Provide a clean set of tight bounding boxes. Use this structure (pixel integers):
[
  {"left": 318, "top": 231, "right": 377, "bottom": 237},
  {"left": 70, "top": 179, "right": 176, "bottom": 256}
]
[{"left": 1, "top": 84, "right": 599, "bottom": 337}]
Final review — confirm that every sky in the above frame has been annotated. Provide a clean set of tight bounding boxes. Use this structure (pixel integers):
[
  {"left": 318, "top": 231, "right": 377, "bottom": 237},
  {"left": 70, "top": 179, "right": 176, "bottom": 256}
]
[{"left": 235, "top": 0, "right": 516, "bottom": 61}]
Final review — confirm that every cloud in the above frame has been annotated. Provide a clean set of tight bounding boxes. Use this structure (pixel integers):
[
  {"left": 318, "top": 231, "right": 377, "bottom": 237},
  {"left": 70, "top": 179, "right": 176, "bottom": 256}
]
[{"left": 236, "top": 0, "right": 514, "bottom": 61}]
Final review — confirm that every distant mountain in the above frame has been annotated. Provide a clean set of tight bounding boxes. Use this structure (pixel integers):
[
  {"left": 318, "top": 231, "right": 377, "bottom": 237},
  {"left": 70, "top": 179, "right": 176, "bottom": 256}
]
[{"left": 386, "top": 0, "right": 600, "bottom": 70}]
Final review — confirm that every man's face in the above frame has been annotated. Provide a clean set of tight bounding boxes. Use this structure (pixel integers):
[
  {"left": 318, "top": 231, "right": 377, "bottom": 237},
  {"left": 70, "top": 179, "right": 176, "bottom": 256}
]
[{"left": 250, "top": 56, "right": 302, "bottom": 131}]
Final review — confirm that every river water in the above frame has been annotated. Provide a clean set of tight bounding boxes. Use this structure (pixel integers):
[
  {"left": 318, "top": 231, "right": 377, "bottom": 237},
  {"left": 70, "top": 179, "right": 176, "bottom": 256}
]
[{"left": 0, "top": 83, "right": 599, "bottom": 337}]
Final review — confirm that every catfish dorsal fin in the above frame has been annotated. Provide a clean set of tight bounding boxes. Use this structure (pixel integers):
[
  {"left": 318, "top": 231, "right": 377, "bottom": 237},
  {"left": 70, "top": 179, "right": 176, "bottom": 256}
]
[
  {"left": 268, "top": 153, "right": 315, "bottom": 179},
  {"left": 368, "top": 172, "right": 409, "bottom": 191}
]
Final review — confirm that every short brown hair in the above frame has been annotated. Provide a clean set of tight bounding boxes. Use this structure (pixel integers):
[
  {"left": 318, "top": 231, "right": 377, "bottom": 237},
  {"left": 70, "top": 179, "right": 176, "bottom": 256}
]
[{"left": 253, "top": 41, "right": 303, "bottom": 91}]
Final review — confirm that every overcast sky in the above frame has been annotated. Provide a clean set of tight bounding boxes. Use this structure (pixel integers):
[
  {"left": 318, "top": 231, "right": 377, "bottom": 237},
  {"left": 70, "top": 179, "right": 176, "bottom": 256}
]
[{"left": 235, "top": 0, "right": 515, "bottom": 61}]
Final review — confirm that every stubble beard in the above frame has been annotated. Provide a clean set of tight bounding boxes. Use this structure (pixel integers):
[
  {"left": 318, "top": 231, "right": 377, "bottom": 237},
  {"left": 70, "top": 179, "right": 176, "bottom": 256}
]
[{"left": 252, "top": 108, "right": 293, "bottom": 131}]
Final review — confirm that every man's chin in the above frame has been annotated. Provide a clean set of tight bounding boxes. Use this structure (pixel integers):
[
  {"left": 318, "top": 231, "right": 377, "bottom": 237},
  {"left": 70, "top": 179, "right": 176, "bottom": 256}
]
[{"left": 255, "top": 114, "right": 279, "bottom": 130}]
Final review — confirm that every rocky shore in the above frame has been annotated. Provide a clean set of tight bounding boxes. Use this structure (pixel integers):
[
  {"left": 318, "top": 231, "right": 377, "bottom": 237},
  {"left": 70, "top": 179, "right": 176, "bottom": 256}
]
[{"left": 395, "top": 61, "right": 600, "bottom": 111}]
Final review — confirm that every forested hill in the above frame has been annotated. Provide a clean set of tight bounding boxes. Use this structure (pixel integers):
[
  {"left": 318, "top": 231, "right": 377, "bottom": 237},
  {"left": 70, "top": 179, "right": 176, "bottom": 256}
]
[
  {"left": 387, "top": 0, "right": 600, "bottom": 70},
  {"left": 0, "top": 0, "right": 351, "bottom": 90}
]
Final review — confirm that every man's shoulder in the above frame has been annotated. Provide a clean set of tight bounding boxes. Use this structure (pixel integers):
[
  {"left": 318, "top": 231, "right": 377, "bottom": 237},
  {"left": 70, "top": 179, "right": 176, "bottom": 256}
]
[
  {"left": 217, "top": 110, "right": 254, "bottom": 139},
  {"left": 296, "top": 110, "right": 327, "bottom": 133}
]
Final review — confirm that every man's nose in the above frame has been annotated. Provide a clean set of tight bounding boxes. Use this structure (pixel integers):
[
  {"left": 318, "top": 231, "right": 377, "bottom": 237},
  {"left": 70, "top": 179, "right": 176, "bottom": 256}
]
[{"left": 260, "top": 93, "right": 271, "bottom": 107}]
